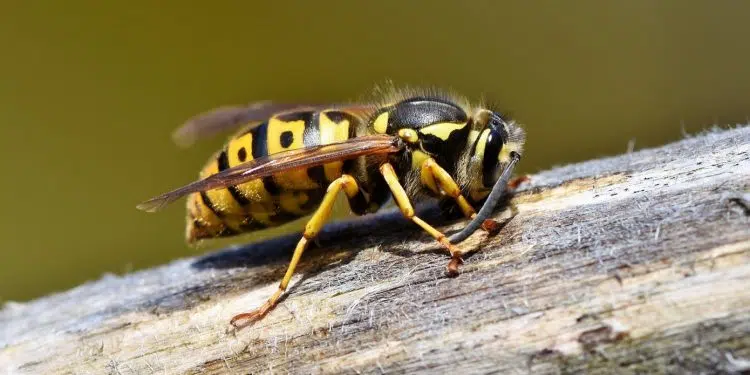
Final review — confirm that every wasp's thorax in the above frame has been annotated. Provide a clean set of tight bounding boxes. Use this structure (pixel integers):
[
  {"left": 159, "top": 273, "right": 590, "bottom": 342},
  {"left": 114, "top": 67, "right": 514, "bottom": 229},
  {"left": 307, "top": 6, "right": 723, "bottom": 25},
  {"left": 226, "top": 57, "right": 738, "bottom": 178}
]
[{"left": 369, "top": 97, "right": 525, "bottom": 202}]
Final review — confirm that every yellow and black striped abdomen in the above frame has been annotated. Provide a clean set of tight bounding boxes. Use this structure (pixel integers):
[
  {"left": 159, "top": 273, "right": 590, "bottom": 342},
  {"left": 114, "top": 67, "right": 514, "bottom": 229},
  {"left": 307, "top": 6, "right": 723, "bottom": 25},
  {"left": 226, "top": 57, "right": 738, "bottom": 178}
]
[{"left": 186, "top": 110, "right": 359, "bottom": 243}]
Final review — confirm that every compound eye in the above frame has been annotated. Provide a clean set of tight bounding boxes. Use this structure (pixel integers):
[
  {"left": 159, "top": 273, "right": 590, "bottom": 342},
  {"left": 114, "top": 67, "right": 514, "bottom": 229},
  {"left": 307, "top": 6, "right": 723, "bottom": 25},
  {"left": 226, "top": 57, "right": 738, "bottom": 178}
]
[
  {"left": 481, "top": 128, "right": 507, "bottom": 188},
  {"left": 488, "top": 115, "right": 505, "bottom": 131}
]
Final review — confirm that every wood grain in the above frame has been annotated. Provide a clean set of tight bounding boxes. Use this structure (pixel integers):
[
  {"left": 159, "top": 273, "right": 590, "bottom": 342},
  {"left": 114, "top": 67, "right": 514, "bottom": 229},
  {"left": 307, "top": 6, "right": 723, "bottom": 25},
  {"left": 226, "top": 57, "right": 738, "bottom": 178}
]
[{"left": 2, "top": 126, "right": 749, "bottom": 374}]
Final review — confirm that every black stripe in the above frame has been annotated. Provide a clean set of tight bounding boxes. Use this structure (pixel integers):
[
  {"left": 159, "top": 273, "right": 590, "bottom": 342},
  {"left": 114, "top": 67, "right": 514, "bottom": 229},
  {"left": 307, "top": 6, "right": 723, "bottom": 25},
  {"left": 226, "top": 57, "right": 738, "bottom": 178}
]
[
  {"left": 238, "top": 121, "right": 267, "bottom": 137},
  {"left": 251, "top": 122, "right": 269, "bottom": 159},
  {"left": 252, "top": 121, "right": 282, "bottom": 195},
  {"left": 228, "top": 186, "right": 250, "bottom": 205},
  {"left": 342, "top": 159, "right": 356, "bottom": 175},
  {"left": 228, "top": 186, "right": 250, "bottom": 206},
  {"left": 199, "top": 191, "right": 221, "bottom": 217},
  {"left": 262, "top": 177, "right": 280, "bottom": 195},
  {"left": 307, "top": 166, "right": 326, "bottom": 185},
  {"left": 217, "top": 149, "right": 230, "bottom": 170},
  {"left": 347, "top": 190, "right": 369, "bottom": 215},
  {"left": 217, "top": 149, "right": 251, "bottom": 205},
  {"left": 299, "top": 188, "right": 325, "bottom": 212},
  {"left": 324, "top": 111, "right": 347, "bottom": 123}
]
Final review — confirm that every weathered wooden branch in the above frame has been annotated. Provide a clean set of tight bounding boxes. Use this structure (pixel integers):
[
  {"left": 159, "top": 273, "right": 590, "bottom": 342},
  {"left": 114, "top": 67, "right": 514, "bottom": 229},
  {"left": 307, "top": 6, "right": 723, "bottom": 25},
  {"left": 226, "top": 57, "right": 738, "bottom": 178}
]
[{"left": 2, "top": 126, "right": 749, "bottom": 374}]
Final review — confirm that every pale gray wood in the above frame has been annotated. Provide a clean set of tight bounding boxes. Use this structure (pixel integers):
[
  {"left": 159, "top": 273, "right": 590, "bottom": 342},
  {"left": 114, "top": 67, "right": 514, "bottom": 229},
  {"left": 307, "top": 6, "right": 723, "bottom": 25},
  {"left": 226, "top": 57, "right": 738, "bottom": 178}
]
[{"left": 1, "top": 126, "right": 749, "bottom": 375}]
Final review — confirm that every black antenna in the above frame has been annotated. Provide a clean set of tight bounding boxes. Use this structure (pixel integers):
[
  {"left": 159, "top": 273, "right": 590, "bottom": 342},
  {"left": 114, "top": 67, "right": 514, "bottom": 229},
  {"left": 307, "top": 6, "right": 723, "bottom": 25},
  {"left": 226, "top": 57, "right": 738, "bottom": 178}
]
[{"left": 449, "top": 151, "right": 521, "bottom": 243}]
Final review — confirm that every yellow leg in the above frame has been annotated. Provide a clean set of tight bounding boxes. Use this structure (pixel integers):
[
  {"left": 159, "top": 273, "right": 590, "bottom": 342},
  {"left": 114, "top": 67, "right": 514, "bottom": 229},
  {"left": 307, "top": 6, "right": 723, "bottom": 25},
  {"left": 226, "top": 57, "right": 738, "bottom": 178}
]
[
  {"left": 424, "top": 158, "right": 521, "bottom": 234},
  {"left": 422, "top": 158, "right": 476, "bottom": 219},
  {"left": 230, "top": 174, "right": 361, "bottom": 328},
  {"left": 380, "top": 163, "right": 464, "bottom": 275}
]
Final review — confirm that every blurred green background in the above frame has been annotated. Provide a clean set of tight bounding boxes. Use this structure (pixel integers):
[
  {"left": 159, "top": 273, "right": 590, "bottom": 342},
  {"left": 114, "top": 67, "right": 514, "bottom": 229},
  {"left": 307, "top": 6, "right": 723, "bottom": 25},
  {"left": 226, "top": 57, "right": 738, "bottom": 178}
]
[{"left": 2, "top": 1, "right": 749, "bottom": 302}]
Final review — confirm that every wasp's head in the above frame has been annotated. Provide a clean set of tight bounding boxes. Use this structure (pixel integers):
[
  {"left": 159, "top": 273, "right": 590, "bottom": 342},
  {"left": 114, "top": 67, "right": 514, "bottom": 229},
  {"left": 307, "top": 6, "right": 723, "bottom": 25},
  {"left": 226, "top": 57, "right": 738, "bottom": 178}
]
[{"left": 462, "top": 110, "right": 526, "bottom": 201}]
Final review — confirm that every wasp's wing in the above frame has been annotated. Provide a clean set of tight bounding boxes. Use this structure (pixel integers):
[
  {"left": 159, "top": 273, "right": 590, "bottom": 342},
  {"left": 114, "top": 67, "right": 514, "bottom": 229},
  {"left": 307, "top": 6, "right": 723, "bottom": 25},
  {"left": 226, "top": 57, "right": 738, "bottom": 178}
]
[
  {"left": 172, "top": 102, "right": 374, "bottom": 147},
  {"left": 137, "top": 135, "right": 401, "bottom": 212},
  {"left": 172, "top": 102, "right": 312, "bottom": 147}
]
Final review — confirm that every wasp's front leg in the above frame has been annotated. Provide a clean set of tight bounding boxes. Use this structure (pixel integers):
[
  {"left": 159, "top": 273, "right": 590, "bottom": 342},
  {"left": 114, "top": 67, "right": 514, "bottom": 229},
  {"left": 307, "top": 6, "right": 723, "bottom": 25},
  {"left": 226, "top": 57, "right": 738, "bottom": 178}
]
[
  {"left": 380, "top": 162, "right": 466, "bottom": 275},
  {"left": 421, "top": 158, "right": 503, "bottom": 234}
]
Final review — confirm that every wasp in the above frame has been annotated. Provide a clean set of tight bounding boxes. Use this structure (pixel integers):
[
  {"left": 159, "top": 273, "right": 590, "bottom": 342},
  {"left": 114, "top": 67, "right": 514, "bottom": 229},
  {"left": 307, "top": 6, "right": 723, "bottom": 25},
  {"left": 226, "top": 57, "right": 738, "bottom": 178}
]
[{"left": 137, "top": 88, "right": 525, "bottom": 328}]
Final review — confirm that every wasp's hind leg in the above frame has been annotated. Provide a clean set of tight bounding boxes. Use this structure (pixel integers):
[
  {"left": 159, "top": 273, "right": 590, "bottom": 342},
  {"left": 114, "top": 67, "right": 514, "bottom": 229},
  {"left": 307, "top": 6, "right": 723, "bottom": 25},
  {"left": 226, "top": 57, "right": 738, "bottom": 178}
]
[
  {"left": 380, "top": 163, "right": 466, "bottom": 276},
  {"left": 230, "top": 174, "right": 365, "bottom": 328}
]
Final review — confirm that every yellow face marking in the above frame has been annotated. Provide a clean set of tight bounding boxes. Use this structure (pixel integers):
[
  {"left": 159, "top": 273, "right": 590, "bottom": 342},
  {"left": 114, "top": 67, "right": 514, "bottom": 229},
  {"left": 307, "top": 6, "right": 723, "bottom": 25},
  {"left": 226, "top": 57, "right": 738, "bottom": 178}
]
[
  {"left": 398, "top": 128, "right": 419, "bottom": 144},
  {"left": 411, "top": 149, "right": 431, "bottom": 170},
  {"left": 267, "top": 117, "right": 317, "bottom": 189},
  {"left": 467, "top": 130, "right": 480, "bottom": 146},
  {"left": 373, "top": 112, "right": 389, "bottom": 134},
  {"left": 499, "top": 141, "right": 521, "bottom": 164},
  {"left": 418, "top": 122, "right": 467, "bottom": 140},
  {"left": 319, "top": 112, "right": 350, "bottom": 181},
  {"left": 473, "top": 129, "right": 491, "bottom": 162}
]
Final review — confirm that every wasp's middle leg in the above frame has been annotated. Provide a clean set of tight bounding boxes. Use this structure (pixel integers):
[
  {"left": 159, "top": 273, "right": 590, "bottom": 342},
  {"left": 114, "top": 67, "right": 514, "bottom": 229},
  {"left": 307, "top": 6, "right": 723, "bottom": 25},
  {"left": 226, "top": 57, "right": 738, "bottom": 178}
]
[
  {"left": 230, "top": 174, "right": 365, "bottom": 328},
  {"left": 380, "top": 163, "right": 466, "bottom": 275}
]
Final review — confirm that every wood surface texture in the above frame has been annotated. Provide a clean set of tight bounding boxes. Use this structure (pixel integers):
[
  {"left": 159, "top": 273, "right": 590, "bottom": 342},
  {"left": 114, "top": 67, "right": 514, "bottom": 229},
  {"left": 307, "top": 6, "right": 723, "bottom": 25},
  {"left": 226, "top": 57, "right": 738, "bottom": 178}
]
[{"left": 1, "top": 126, "right": 749, "bottom": 374}]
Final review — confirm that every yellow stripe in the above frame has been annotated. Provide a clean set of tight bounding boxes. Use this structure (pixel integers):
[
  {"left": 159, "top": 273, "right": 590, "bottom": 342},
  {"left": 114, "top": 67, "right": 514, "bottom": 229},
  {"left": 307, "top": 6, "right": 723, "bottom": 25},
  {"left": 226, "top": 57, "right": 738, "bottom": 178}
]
[
  {"left": 319, "top": 112, "right": 349, "bottom": 181},
  {"left": 467, "top": 130, "right": 480, "bottom": 146},
  {"left": 227, "top": 133, "right": 253, "bottom": 166},
  {"left": 474, "top": 129, "right": 491, "bottom": 161},
  {"left": 267, "top": 117, "right": 317, "bottom": 189},
  {"left": 225, "top": 131, "right": 275, "bottom": 203},
  {"left": 249, "top": 202, "right": 274, "bottom": 226},
  {"left": 467, "top": 129, "right": 492, "bottom": 203},
  {"left": 199, "top": 159, "right": 243, "bottom": 231},
  {"left": 189, "top": 192, "right": 224, "bottom": 234},
  {"left": 418, "top": 122, "right": 467, "bottom": 140},
  {"left": 279, "top": 191, "right": 310, "bottom": 216},
  {"left": 373, "top": 112, "right": 389, "bottom": 134}
]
